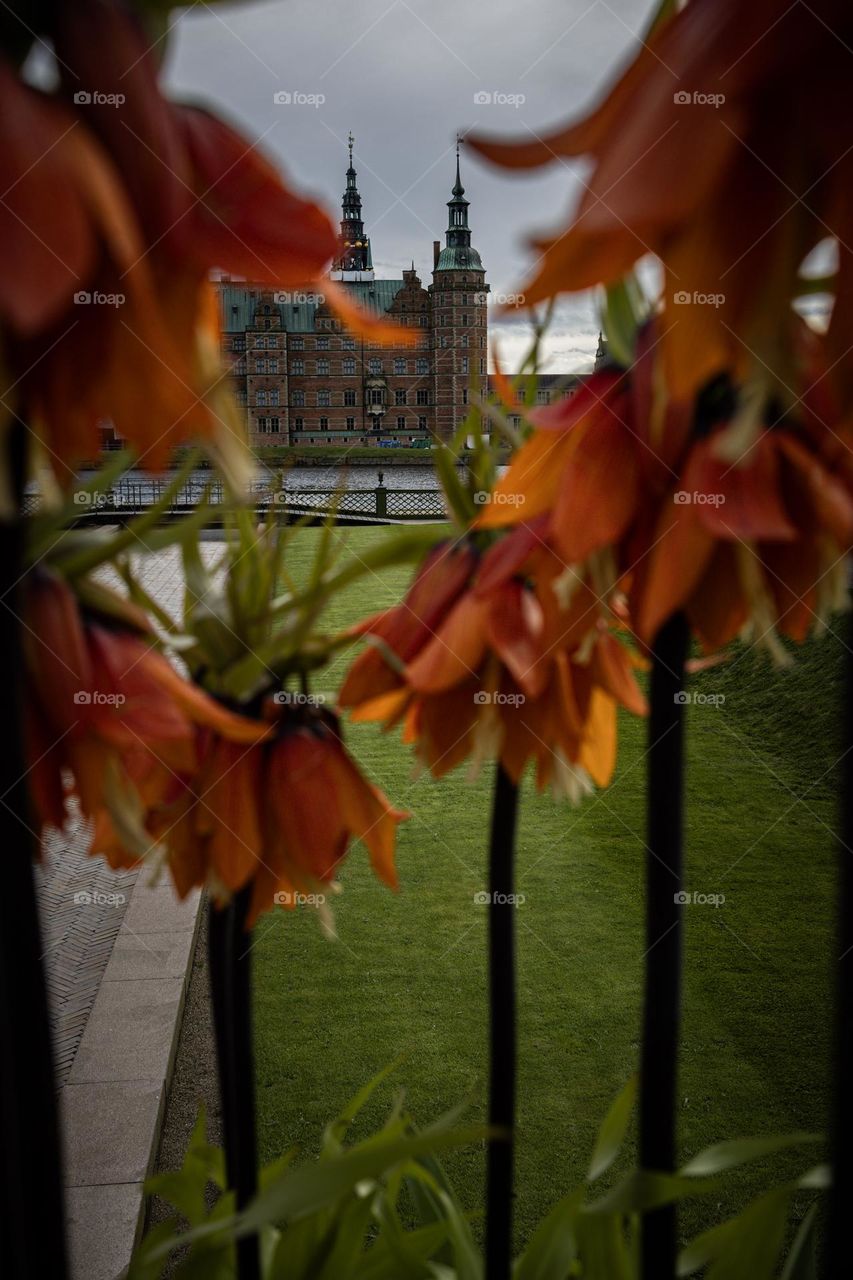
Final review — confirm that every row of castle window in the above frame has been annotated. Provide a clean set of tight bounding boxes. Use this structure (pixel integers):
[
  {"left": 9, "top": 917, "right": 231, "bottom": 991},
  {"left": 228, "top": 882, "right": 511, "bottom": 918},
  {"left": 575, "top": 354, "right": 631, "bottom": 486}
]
[
  {"left": 271, "top": 388, "right": 433, "bottom": 407},
  {"left": 288, "top": 416, "right": 430, "bottom": 432},
  {"left": 243, "top": 353, "right": 484, "bottom": 376}
]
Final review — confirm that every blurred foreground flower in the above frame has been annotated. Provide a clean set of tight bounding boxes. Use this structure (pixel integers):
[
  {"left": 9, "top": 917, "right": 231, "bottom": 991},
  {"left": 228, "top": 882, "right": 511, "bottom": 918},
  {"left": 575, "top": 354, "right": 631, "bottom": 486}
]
[
  {"left": 470, "top": 0, "right": 853, "bottom": 412},
  {"left": 340, "top": 537, "right": 646, "bottom": 801},
  {"left": 478, "top": 326, "right": 853, "bottom": 658}
]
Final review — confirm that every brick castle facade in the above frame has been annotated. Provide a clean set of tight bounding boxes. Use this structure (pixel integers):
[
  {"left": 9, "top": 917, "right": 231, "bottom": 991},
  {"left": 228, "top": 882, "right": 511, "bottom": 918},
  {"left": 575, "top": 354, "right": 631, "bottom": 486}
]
[{"left": 217, "top": 136, "right": 492, "bottom": 448}]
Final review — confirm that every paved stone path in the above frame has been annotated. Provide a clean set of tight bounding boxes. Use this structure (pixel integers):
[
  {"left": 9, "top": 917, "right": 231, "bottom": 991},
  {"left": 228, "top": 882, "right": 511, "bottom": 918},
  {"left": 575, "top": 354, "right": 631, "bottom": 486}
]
[{"left": 33, "top": 545, "right": 218, "bottom": 1280}]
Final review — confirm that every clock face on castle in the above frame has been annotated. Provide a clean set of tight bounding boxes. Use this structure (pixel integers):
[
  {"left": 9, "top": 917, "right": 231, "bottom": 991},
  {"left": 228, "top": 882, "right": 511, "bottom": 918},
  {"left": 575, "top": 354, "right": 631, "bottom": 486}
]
[{"left": 217, "top": 138, "right": 489, "bottom": 449}]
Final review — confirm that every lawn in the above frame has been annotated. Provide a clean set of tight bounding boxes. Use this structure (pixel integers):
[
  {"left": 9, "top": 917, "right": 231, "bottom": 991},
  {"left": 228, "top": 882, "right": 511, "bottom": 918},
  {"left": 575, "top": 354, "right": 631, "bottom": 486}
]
[{"left": 251, "top": 524, "right": 840, "bottom": 1250}]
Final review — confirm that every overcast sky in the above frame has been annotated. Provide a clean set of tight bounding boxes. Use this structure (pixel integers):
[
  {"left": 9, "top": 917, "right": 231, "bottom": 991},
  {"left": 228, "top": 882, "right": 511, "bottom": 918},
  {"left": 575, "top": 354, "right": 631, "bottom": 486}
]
[{"left": 163, "top": 0, "right": 657, "bottom": 372}]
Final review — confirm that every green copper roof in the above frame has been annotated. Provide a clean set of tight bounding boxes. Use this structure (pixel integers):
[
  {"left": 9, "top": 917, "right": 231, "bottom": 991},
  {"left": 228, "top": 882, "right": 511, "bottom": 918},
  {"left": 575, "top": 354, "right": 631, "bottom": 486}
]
[
  {"left": 435, "top": 245, "right": 483, "bottom": 272},
  {"left": 219, "top": 279, "right": 405, "bottom": 332}
]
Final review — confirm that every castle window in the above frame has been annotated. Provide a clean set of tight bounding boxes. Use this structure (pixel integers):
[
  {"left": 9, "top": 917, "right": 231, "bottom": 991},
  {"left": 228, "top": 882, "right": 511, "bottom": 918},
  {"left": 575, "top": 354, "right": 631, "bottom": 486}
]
[
  {"left": 263, "top": 304, "right": 271, "bottom": 314},
  {"left": 480, "top": 358, "right": 486, "bottom": 375},
  {"left": 294, "top": 416, "right": 303, "bottom": 430},
  {"left": 291, "top": 359, "right": 304, "bottom": 375},
  {"left": 320, "top": 416, "right": 329, "bottom": 429},
  {"left": 418, "top": 315, "right": 428, "bottom": 327},
  {"left": 292, "top": 390, "right": 305, "bottom": 407},
  {"left": 317, "top": 389, "right": 331, "bottom": 407},
  {"left": 257, "top": 417, "right": 268, "bottom": 432},
  {"left": 269, "top": 389, "right": 280, "bottom": 407},
  {"left": 395, "top": 389, "right": 407, "bottom": 406},
  {"left": 462, "top": 314, "right": 470, "bottom": 326},
  {"left": 537, "top": 390, "right": 550, "bottom": 404},
  {"left": 255, "top": 335, "right": 266, "bottom": 348},
  {"left": 461, "top": 294, "right": 468, "bottom": 306},
  {"left": 232, "top": 336, "right": 245, "bottom": 352},
  {"left": 344, "top": 389, "right": 357, "bottom": 406},
  {"left": 257, "top": 390, "right": 267, "bottom": 407},
  {"left": 343, "top": 357, "right": 356, "bottom": 375},
  {"left": 368, "top": 388, "right": 383, "bottom": 406},
  {"left": 346, "top": 416, "right": 355, "bottom": 429},
  {"left": 461, "top": 335, "right": 469, "bottom": 347},
  {"left": 342, "top": 336, "right": 355, "bottom": 350},
  {"left": 268, "top": 359, "right": 279, "bottom": 373},
  {"left": 269, "top": 417, "right": 280, "bottom": 433},
  {"left": 418, "top": 416, "right": 427, "bottom": 430},
  {"left": 462, "top": 388, "right": 468, "bottom": 404},
  {"left": 291, "top": 337, "right": 304, "bottom": 350},
  {"left": 396, "top": 416, "right": 405, "bottom": 430},
  {"left": 317, "top": 358, "right": 330, "bottom": 376},
  {"left": 416, "top": 389, "right": 430, "bottom": 405},
  {"left": 368, "top": 358, "right": 382, "bottom": 375},
  {"left": 267, "top": 334, "right": 278, "bottom": 347},
  {"left": 393, "top": 358, "right": 406, "bottom": 375},
  {"left": 236, "top": 388, "right": 247, "bottom": 406},
  {"left": 317, "top": 336, "right": 330, "bottom": 350},
  {"left": 416, "top": 358, "right": 428, "bottom": 375},
  {"left": 461, "top": 357, "right": 469, "bottom": 375}
]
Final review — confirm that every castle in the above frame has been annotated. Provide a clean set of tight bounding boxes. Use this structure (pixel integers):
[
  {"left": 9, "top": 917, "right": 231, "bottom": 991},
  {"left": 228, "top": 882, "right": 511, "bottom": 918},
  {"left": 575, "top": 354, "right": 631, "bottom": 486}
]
[{"left": 217, "top": 136, "right": 492, "bottom": 448}]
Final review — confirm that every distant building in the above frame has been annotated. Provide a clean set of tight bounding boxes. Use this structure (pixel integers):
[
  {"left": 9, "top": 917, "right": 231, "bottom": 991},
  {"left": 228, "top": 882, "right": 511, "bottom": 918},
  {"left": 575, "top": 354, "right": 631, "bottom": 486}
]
[{"left": 216, "top": 135, "right": 491, "bottom": 447}]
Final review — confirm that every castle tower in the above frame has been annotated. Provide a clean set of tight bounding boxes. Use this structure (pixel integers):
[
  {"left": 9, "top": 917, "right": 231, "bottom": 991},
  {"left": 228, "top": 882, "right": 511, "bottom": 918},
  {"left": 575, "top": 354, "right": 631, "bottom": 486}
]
[
  {"left": 330, "top": 133, "right": 375, "bottom": 282},
  {"left": 431, "top": 138, "right": 488, "bottom": 439}
]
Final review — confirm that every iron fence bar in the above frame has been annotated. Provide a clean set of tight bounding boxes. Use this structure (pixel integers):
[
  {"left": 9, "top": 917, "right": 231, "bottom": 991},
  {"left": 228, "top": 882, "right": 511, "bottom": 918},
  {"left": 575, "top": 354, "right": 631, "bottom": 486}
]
[
  {"left": 0, "top": 425, "right": 68, "bottom": 1277},
  {"left": 639, "top": 610, "right": 689, "bottom": 1280},
  {"left": 209, "top": 884, "right": 260, "bottom": 1280},
  {"left": 485, "top": 763, "right": 520, "bottom": 1280},
  {"left": 825, "top": 611, "right": 853, "bottom": 1279}
]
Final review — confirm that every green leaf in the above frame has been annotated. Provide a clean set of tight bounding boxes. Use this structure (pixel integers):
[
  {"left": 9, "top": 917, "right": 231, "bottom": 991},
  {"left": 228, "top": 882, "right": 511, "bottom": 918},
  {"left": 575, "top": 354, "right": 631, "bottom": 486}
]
[
  {"left": 514, "top": 1188, "right": 583, "bottom": 1280},
  {"left": 780, "top": 1202, "right": 819, "bottom": 1280},
  {"left": 434, "top": 443, "right": 475, "bottom": 527},
  {"left": 680, "top": 1132, "right": 821, "bottom": 1178},
  {"left": 678, "top": 1184, "right": 795, "bottom": 1280},
  {"left": 322, "top": 1057, "right": 405, "bottom": 1157},
  {"left": 587, "top": 1077, "right": 637, "bottom": 1182},
  {"left": 586, "top": 1169, "right": 719, "bottom": 1216},
  {"left": 574, "top": 1208, "right": 632, "bottom": 1280}
]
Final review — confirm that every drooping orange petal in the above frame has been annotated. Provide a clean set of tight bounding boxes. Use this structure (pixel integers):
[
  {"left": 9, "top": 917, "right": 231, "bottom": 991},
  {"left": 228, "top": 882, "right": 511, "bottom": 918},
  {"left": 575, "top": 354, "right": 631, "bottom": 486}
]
[
  {"left": 406, "top": 592, "right": 488, "bottom": 694},
  {"left": 634, "top": 495, "right": 716, "bottom": 644},
  {"left": 486, "top": 580, "right": 549, "bottom": 698},
  {"left": 687, "top": 435, "right": 797, "bottom": 542},
  {"left": 551, "top": 413, "right": 639, "bottom": 563}
]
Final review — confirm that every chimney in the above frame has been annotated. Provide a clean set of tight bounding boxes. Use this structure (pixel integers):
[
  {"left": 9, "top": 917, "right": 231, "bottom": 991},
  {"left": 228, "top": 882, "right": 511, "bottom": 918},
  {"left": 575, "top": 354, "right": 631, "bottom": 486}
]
[{"left": 433, "top": 240, "right": 440, "bottom": 270}]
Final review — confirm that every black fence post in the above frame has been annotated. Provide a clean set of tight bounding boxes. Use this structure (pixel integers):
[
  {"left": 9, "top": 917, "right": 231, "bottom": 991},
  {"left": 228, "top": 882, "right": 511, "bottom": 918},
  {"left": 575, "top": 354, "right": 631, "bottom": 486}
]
[
  {"left": 209, "top": 884, "right": 260, "bottom": 1280},
  {"left": 485, "top": 763, "right": 520, "bottom": 1280},
  {"left": 825, "top": 614, "right": 853, "bottom": 1279},
  {"left": 640, "top": 611, "right": 689, "bottom": 1279},
  {"left": 0, "top": 424, "right": 68, "bottom": 1278}
]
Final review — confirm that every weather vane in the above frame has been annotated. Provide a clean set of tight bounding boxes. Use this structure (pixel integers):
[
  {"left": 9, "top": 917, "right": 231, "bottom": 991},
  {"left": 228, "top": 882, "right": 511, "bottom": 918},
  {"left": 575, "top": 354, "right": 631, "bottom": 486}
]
[{"left": 348, "top": 131, "right": 354, "bottom": 166}]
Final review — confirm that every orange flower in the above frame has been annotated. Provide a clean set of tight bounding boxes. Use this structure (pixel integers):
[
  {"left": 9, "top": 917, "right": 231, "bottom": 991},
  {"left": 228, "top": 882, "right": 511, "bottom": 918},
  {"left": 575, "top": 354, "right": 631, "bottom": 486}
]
[
  {"left": 340, "top": 538, "right": 646, "bottom": 800},
  {"left": 110, "top": 703, "right": 407, "bottom": 929},
  {"left": 470, "top": 0, "right": 853, "bottom": 409},
  {"left": 23, "top": 569, "right": 268, "bottom": 856},
  {"left": 1, "top": 0, "right": 339, "bottom": 474},
  {"left": 475, "top": 325, "right": 853, "bottom": 657}
]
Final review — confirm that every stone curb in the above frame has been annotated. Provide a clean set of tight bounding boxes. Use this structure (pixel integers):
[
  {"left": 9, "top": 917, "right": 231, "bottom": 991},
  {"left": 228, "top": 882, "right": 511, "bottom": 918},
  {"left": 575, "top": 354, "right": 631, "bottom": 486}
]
[{"left": 60, "top": 879, "right": 202, "bottom": 1280}]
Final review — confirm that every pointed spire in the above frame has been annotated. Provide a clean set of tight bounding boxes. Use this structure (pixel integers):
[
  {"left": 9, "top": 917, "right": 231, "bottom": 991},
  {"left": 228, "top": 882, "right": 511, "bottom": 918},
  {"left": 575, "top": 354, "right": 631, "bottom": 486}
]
[
  {"left": 347, "top": 130, "right": 355, "bottom": 173},
  {"left": 332, "top": 130, "right": 373, "bottom": 277},
  {"left": 453, "top": 132, "right": 465, "bottom": 197}
]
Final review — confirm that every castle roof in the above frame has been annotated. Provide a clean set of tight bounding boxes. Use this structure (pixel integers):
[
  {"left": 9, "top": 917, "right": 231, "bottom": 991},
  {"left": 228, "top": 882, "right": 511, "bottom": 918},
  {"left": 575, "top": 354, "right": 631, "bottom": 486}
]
[{"left": 219, "top": 279, "right": 406, "bottom": 332}]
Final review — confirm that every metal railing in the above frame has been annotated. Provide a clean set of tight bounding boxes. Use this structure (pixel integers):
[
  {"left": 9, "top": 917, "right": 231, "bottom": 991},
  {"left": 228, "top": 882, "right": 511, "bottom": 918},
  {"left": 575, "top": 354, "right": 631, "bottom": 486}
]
[{"left": 26, "top": 480, "right": 449, "bottom": 523}]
